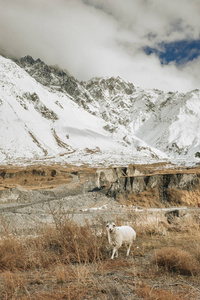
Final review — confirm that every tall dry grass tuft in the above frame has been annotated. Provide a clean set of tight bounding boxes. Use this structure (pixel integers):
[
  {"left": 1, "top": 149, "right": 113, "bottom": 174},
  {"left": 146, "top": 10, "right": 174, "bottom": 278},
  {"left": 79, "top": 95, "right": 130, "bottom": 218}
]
[
  {"left": 40, "top": 217, "right": 108, "bottom": 264},
  {"left": 153, "top": 247, "right": 200, "bottom": 275},
  {"left": 0, "top": 216, "right": 108, "bottom": 271},
  {"left": 0, "top": 237, "right": 26, "bottom": 270},
  {"left": 1, "top": 271, "right": 28, "bottom": 299}
]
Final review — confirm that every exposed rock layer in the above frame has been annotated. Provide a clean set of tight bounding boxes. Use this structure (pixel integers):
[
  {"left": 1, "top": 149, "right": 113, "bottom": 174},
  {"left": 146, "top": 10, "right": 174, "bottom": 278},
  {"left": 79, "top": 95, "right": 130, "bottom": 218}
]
[{"left": 0, "top": 165, "right": 200, "bottom": 208}]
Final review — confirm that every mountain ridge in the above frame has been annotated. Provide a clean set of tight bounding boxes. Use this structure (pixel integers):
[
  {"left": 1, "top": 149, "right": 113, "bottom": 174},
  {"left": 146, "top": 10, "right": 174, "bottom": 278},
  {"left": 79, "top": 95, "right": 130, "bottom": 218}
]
[{"left": 0, "top": 55, "right": 200, "bottom": 166}]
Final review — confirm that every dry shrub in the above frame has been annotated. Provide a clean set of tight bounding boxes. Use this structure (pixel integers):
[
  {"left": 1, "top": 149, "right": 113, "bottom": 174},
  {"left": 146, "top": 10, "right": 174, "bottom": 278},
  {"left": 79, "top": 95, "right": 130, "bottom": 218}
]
[
  {"left": 24, "top": 236, "right": 59, "bottom": 269},
  {"left": 41, "top": 218, "right": 108, "bottom": 264},
  {"left": 27, "top": 273, "right": 125, "bottom": 300},
  {"left": 153, "top": 247, "right": 199, "bottom": 275},
  {"left": 54, "top": 265, "right": 66, "bottom": 284},
  {"left": 99, "top": 282, "right": 125, "bottom": 300},
  {"left": 165, "top": 188, "right": 200, "bottom": 206},
  {"left": 196, "top": 249, "right": 200, "bottom": 262},
  {"left": 134, "top": 221, "right": 168, "bottom": 238},
  {"left": 0, "top": 237, "right": 26, "bottom": 270},
  {"left": 135, "top": 282, "right": 182, "bottom": 300},
  {"left": 168, "top": 221, "right": 199, "bottom": 234},
  {"left": 124, "top": 187, "right": 160, "bottom": 208},
  {"left": 1, "top": 271, "right": 28, "bottom": 299},
  {"left": 68, "top": 264, "right": 94, "bottom": 285},
  {"left": 0, "top": 218, "right": 108, "bottom": 271},
  {"left": 25, "top": 265, "right": 100, "bottom": 300},
  {"left": 53, "top": 263, "right": 94, "bottom": 285},
  {"left": 0, "top": 235, "right": 58, "bottom": 270},
  {"left": 30, "top": 283, "right": 124, "bottom": 300}
]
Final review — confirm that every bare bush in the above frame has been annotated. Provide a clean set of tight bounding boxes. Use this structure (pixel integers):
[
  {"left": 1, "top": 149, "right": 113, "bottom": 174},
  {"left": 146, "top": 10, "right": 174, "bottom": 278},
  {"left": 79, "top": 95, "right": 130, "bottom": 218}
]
[
  {"left": 0, "top": 217, "right": 108, "bottom": 271},
  {"left": 153, "top": 247, "right": 199, "bottom": 275},
  {"left": 40, "top": 218, "right": 108, "bottom": 264}
]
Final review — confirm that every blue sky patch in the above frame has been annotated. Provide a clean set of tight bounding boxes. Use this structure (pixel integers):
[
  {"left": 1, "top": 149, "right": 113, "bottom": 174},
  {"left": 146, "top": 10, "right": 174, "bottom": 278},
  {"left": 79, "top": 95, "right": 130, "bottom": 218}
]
[{"left": 144, "top": 39, "right": 200, "bottom": 65}]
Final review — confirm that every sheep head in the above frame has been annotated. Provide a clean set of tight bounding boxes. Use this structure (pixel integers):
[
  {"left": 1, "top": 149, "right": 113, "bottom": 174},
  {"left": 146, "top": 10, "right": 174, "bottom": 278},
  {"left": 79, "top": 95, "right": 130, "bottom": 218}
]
[{"left": 106, "top": 222, "right": 116, "bottom": 233}]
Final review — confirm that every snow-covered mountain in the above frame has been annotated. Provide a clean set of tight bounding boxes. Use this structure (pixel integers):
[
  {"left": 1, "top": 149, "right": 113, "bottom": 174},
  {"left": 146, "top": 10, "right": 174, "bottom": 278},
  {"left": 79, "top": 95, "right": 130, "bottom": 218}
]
[
  {"left": 0, "top": 55, "right": 200, "bottom": 166},
  {"left": 83, "top": 77, "right": 200, "bottom": 158}
]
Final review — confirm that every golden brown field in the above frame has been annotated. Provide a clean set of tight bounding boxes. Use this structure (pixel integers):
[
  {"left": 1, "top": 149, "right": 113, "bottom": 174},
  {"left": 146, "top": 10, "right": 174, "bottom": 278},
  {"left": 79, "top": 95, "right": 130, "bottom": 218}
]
[{"left": 0, "top": 208, "right": 199, "bottom": 300}]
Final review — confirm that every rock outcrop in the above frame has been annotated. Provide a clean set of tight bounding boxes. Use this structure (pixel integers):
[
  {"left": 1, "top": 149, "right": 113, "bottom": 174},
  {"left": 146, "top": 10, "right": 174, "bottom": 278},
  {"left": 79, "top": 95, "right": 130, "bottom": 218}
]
[{"left": 0, "top": 165, "right": 200, "bottom": 207}]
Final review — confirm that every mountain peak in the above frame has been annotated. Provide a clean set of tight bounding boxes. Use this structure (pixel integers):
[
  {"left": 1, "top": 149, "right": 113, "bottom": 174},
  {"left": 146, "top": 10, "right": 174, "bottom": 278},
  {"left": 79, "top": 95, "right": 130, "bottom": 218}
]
[
  {"left": 19, "top": 55, "right": 35, "bottom": 65},
  {"left": 1, "top": 54, "right": 200, "bottom": 166}
]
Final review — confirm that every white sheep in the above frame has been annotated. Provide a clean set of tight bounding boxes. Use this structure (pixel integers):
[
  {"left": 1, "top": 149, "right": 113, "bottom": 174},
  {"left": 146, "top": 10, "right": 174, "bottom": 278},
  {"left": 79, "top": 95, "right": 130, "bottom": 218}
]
[{"left": 106, "top": 222, "right": 136, "bottom": 259}]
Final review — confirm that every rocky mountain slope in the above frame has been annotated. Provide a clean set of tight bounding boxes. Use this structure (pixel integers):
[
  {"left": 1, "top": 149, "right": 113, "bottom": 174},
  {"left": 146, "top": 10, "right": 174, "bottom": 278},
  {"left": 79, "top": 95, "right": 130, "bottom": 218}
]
[
  {"left": 83, "top": 77, "right": 200, "bottom": 159},
  {"left": 0, "top": 55, "right": 200, "bottom": 166}
]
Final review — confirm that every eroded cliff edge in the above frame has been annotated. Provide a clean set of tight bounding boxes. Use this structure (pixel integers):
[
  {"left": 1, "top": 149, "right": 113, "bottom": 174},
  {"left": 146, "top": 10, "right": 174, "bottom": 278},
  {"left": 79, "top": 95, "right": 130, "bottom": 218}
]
[{"left": 0, "top": 164, "right": 200, "bottom": 208}]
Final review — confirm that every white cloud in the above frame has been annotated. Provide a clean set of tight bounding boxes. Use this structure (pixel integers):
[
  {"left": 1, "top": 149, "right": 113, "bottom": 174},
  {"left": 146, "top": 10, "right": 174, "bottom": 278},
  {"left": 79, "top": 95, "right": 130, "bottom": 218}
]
[{"left": 0, "top": 0, "right": 200, "bottom": 92}]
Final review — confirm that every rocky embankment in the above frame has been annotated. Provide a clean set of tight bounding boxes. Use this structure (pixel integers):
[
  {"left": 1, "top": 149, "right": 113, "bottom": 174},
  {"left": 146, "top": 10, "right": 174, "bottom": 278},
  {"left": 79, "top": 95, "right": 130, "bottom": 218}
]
[
  {"left": 0, "top": 164, "right": 200, "bottom": 208},
  {"left": 0, "top": 164, "right": 200, "bottom": 233}
]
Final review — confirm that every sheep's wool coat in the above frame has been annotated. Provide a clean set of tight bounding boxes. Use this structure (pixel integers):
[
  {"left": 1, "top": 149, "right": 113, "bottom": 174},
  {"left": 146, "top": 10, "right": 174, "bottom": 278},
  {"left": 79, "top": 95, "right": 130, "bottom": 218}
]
[{"left": 110, "top": 226, "right": 136, "bottom": 246}]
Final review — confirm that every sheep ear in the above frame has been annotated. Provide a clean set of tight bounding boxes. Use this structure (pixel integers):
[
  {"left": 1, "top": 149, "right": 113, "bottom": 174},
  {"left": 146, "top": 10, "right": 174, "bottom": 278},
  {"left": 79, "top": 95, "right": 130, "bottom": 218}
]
[
  {"left": 113, "top": 223, "right": 116, "bottom": 227},
  {"left": 106, "top": 224, "right": 109, "bottom": 227}
]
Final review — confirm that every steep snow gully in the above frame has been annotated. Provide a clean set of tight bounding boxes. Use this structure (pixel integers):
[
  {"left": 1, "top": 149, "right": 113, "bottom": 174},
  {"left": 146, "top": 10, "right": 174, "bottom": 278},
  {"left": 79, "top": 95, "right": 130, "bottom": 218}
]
[{"left": 0, "top": 54, "right": 200, "bottom": 166}]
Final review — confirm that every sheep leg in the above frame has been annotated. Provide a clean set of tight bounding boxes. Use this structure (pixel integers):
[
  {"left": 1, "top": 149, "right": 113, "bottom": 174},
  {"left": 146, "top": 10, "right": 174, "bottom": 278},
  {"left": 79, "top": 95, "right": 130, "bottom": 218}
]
[
  {"left": 126, "top": 243, "right": 132, "bottom": 256},
  {"left": 115, "top": 250, "right": 118, "bottom": 258},
  {"left": 111, "top": 247, "right": 119, "bottom": 259}
]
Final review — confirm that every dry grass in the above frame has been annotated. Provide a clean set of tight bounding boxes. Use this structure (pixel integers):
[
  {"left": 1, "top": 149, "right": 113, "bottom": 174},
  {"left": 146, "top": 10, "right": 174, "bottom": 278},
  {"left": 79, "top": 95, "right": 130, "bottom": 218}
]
[
  {"left": 165, "top": 188, "right": 200, "bottom": 206},
  {"left": 1, "top": 271, "right": 28, "bottom": 299},
  {"left": 0, "top": 164, "right": 97, "bottom": 190},
  {"left": 115, "top": 210, "right": 169, "bottom": 238},
  {"left": 0, "top": 219, "right": 108, "bottom": 271},
  {"left": 194, "top": 246, "right": 200, "bottom": 262},
  {"left": 154, "top": 247, "right": 199, "bottom": 275},
  {"left": 0, "top": 210, "right": 199, "bottom": 299},
  {"left": 118, "top": 187, "right": 161, "bottom": 208},
  {"left": 135, "top": 282, "right": 183, "bottom": 300},
  {"left": 40, "top": 220, "right": 108, "bottom": 264},
  {"left": 0, "top": 237, "right": 29, "bottom": 270},
  {"left": 119, "top": 186, "right": 200, "bottom": 208}
]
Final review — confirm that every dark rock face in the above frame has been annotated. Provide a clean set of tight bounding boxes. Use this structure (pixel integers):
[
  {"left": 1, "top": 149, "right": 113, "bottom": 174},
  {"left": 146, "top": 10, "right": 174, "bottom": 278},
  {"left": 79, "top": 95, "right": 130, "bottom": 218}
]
[
  {"left": 23, "top": 92, "right": 58, "bottom": 120},
  {"left": 15, "top": 56, "right": 96, "bottom": 114},
  {"left": 83, "top": 76, "right": 136, "bottom": 101},
  {"left": 16, "top": 56, "right": 69, "bottom": 88},
  {"left": 106, "top": 170, "right": 200, "bottom": 204}
]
